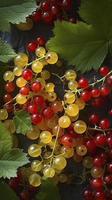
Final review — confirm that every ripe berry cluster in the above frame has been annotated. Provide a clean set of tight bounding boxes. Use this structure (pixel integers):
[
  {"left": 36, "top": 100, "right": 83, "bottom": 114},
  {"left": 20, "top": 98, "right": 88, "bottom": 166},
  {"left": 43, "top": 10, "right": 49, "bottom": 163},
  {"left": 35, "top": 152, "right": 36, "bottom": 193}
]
[{"left": 32, "top": 0, "right": 76, "bottom": 25}]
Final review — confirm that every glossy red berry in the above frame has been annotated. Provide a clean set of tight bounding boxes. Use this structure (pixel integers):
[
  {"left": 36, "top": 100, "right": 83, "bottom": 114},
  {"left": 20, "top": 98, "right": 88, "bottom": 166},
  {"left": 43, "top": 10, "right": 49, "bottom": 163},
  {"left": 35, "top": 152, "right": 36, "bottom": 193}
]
[
  {"left": 83, "top": 189, "right": 93, "bottom": 200},
  {"left": 104, "top": 175, "right": 112, "bottom": 185},
  {"left": 42, "top": 11, "right": 53, "bottom": 24},
  {"left": 4, "top": 94, "right": 13, "bottom": 103},
  {"left": 41, "top": 1, "right": 50, "bottom": 11},
  {"left": 28, "top": 104, "right": 38, "bottom": 114},
  {"left": 95, "top": 191, "right": 106, "bottom": 200},
  {"left": 107, "top": 136, "right": 112, "bottom": 148},
  {"left": 36, "top": 36, "right": 46, "bottom": 46},
  {"left": 99, "top": 118, "right": 110, "bottom": 129},
  {"left": 20, "top": 86, "right": 30, "bottom": 95},
  {"left": 27, "top": 42, "right": 37, "bottom": 52},
  {"left": 93, "top": 156, "right": 105, "bottom": 167},
  {"left": 62, "top": 0, "right": 72, "bottom": 10},
  {"left": 31, "top": 113, "right": 43, "bottom": 124},
  {"left": 43, "top": 107, "right": 54, "bottom": 119},
  {"left": 60, "top": 133, "right": 74, "bottom": 148},
  {"left": 91, "top": 178, "right": 103, "bottom": 190},
  {"left": 22, "top": 69, "right": 33, "bottom": 81},
  {"left": 89, "top": 113, "right": 100, "bottom": 125},
  {"left": 81, "top": 90, "right": 91, "bottom": 102},
  {"left": 106, "top": 75, "right": 112, "bottom": 86},
  {"left": 78, "top": 78, "right": 89, "bottom": 89},
  {"left": 99, "top": 66, "right": 110, "bottom": 76},
  {"left": 91, "top": 88, "right": 100, "bottom": 98},
  {"left": 85, "top": 139, "right": 96, "bottom": 153},
  {"left": 32, "top": 10, "right": 42, "bottom": 22},
  {"left": 100, "top": 86, "right": 110, "bottom": 96},
  {"left": 5, "top": 82, "right": 15, "bottom": 93},
  {"left": 34, "top": 96, "right": 45, "bottom": 107},
  {"left": 107, "top": 163, "right": 112, "bottom": 173},
  {"left": 91, "top": 97, "right": 105, "bottom": 108},
  {"left": 95, "top": 134, "right": 107, "bottom": 146},
  {"left": 31, "top": 81, "right": 42, "bottom": 93}
]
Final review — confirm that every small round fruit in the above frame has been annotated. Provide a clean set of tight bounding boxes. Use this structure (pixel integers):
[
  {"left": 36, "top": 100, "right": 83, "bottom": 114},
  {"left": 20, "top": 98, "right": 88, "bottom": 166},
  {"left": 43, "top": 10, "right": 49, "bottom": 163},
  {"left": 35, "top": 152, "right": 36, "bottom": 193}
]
[
  {"left": 35, "top": 47, "right": 46, "bottom": 57},
  {"left": 74, "top": 120, "right": 87, "bottom": 134},
  {"left": 64, "top": 92, "right": 75, "bottom": 104},
  {"left": 53, "top": 156, "right": 67, "bottom": 170},
  {"left": 40, "top": 131, "right": 52, "bottom": 144},
  {"left": 3, "top": 71, "right": 15, "bottom": 82},
  {"left": 61, "top": 146, "right": 74, "bottom": 158},
  {"left": 16, "top": 94, "right": 27, "bottom": 104},
  {"left": 68, "top": 80, "right": 79, "bottom": 90},
  {"left": 75, "top": 98, "right": 85, "bottom": 110},
  {"left": 0, "top": 109, "right": 8, "bottom": 120},
  {"left": 14, "top": 53, "right": 28, "bottom": 68},
  {"left": 45, "top": 83, "right": 55, "bottom": 93},
  {"left": 65, "top": 104, "right": 79, "bottom": 117},
  {"left": 32, "top": 61, "right": 44, "bottom": 74},
  {"left": 58, "top": 115, "right": 71, "bottom": 128},
  {"left": 29, "top": 173, "right": 41, "bottom": 187},
  {"left": 26, "top": 127, "right": 40, "bottom": 140},
  {"left": 28, "top": 144, "right": 41, "bottom": 157},
  {"left": 13, "top": 67, "right": 23, "bottom": 76},
  {"left": 76, "top": 145, "right": 87, "bottom": 156},
  {"left": 16, "top": 77, "right": 27, "bottom": 88},
  {"left": 31, "top": 160, "right": 42, "bottom": 172},
  {"left": 91, "top": 167, "right": 104, "bottom": 178},
  {"left": 65, "top": 70, "right": 77, "bottom": 81},
  {"left": 22, "top": 69, "right": 33, "bottom": 81},
  {"left": 41, "top": 70, "right": 50, "bottom": 80},
  {"left": 43, "top": 167, "right": 55, "bottom": 178},
  {"left": 83, "top": 156, "right": 93, "bottom": 169},
  {"left": 45, "top": 52, "right": 58, "bottom": 64}
]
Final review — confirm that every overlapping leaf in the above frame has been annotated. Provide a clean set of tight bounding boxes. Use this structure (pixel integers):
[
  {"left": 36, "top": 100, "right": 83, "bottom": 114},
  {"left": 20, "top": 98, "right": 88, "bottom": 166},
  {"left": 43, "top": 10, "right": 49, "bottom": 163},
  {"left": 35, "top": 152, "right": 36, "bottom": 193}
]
[
  {"left": 0, "top": 0, "right": 36, "bottom": 31},
  {"left": 0, "top": 149, "right": 29, "bottom": 179},
  {"left": 47, "top": 0, "right": 112, "bottom": 72},
  {"left": 0, "top": 182, "right": 19, "bottom": 200},
  {"left": 0, "top": 39, "right": 16, "bottom": 62},
  {"left": 0, "top": 121, "right": 12, "bottom": 156},
  {"left": 14, "top": 110, "right": 32, "bottom": 135}
]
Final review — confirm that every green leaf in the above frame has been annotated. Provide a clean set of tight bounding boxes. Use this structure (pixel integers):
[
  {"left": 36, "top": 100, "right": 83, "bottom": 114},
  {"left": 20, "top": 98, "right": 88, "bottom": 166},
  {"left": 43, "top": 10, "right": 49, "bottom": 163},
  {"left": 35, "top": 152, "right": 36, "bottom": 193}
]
[
  {"left": 36, "top": 180, "right": 61, "bottom": 200},
  {"left": 0, "top": 149, "right": 29, "bottom": 179},
  {"left": 0, "top": 121, "right": 12, "bottom": 156},
  {"left": 0, "top": 39, "right": 17, "bottom": 63},
  {"left": 0, "top": 0, "right": 36, "bottom": 31},
  {"left": 47, "top": 21, "right": 109, "bottom": 72},
  {"left": 79, "top": 0, "right": 112, "bottom": 36},
  {"left": 14, "top": 110, "right": 32, "bottom": 135},
  {"left": 0, "top": 182, "right": 19, "bottom": 200}
]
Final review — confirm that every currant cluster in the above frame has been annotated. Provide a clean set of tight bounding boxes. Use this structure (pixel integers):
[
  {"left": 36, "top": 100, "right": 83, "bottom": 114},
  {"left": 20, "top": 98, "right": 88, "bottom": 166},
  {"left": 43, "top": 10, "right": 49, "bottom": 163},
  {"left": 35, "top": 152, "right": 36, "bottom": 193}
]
[
  {"left": 26, "top": 36, "right": 46, "bottom": 53},
  {"left": 32, "top": 0, "right": 76, "bottom": 25}
]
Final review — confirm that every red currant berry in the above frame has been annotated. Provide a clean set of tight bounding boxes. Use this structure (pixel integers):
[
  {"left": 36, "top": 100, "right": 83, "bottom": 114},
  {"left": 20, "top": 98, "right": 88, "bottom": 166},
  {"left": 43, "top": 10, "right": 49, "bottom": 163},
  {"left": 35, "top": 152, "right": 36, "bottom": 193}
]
[
  {"left": 91, "top": 178, "right": 103, "bottom": 190},
  {"left": 41, "top": 1, "right": 50, "bottom": 11},
  {"left": 104, "top": 175, "right": 112, "bottom": 185},
  {"left": 20, "top": 86, "right": 30, "bottom": 95},
  {"left": 60, "top": 133, "right": 74, "bottom": 148},
  {"left": 62, "top": 0, "right": 72, "bottom": 10},
  {"left": 31, "top": 81, "right": 42, "bottom": 93},
  {"left": 81, "top": 90, "right": 91, "bottom": 102},
  {"left": 100, "top": 86, "right": 110, "bottom": 96},
  {"left": 9, "top": 177, "right": 20, "bottom": 191},
  {"left": 28, "top": 104, "right": 38, "bottom": 114},
  {"left": 107, "top": 163, "right": 112, "bottom": 173},
  {"left": 42, "top": 11, "right": 53, "bottom": 24},
  {"left": 93, "top": 156, "right": 105, "bottom": 167},
  {"left": 89, "top": 113, "right": 100, "bottom": 125},
  {"left": 31, "top": 113, "right": 43, "bottom": 124},
  {"left": 99, "top": 118, "right": 110, "bottom": 129},
  {"left": 78, "top": 78, "right": 89, "bottom": 89},
  {"left": 91, "top": 97, "right": 105, "bottom": 108},
  {"left": 99, "top": 66, "right": 110, "bottom": 76},
  {"left": 95, "top": 134, "right": 107, "bottom": 146},
  {"left": 22, "top": 69, "right": 33, "bottom": 81},
  {"left": 43, "top": 107, "right": 54, "bottom": 119},
  {"left": 4, "top": 94, "right": 13, "bottom": 103},
  {"left": 91, "top": 88, "right": 100, "bottom": 98},
  {"left": 36, "top": 36, "right": 46, "bottom": 46},
  {"left": 34, "top": 96, "right": 45, "bottom": 108},
  {"left": 27, "top": 42, "right": 37, "bottom": 52},
  {"left": 107, "top": 136, "right": 112, "bottom": 148},
  {"left": 109, "top": 108, "right": 112, "bottom": 116},
  {"left": 95, "top": 191, "right": 106, "bottom": 200},
  {"left": 83, "top": 189, "right": 93, "bottom": 200},
  {"left": 106, "top": 75, "right": 112, "bottom": 86},
  {"left": 5, "top": 82, "right": 15, "bottom": 93},
  {"left": 32, "top": 10, "right": 42, "bottom": 22},
  {"left": 85, "top": 139, "right": 96, "bottom": 153}
]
